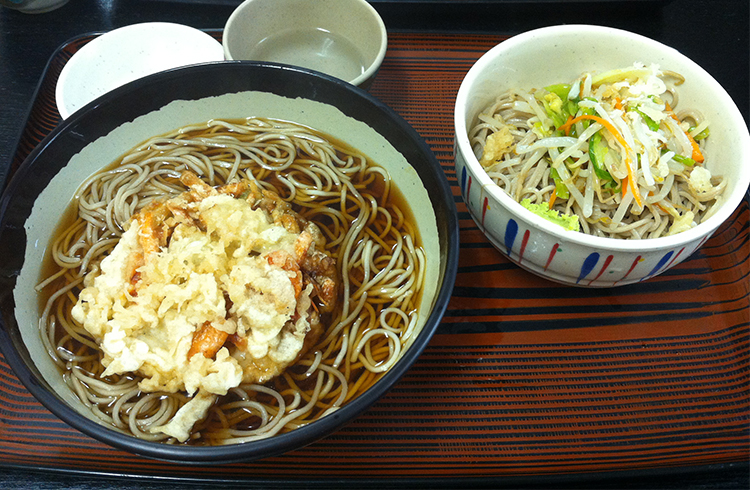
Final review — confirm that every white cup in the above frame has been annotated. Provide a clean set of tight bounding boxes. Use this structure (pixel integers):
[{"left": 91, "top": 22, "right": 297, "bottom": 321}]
[{"left": 223, "top": 0, "right": 387, "bottom": 88}]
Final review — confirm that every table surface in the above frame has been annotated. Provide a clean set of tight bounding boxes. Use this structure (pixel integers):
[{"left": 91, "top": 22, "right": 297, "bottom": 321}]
[{"left": 0, "top": 1, "right": 748, "bottom": 489}]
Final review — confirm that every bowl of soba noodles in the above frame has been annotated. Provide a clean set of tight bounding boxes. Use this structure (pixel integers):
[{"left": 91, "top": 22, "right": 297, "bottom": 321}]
[
  {"left": 454, "top": 24, "right": 750, "bottom": 287},
  {"left": 0, "top": 61, "right": 459, "bottom": 463}
]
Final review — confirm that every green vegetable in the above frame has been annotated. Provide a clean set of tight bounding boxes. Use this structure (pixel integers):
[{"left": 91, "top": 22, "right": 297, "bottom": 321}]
[
  {"left": 565, "top": 99, "right": 579, "bottom": 119},
  {"left": 588, "top": 131, "right": 614, "bottom": 181},
  {"left": 591, "top": 67, "right": 651, "bottom": 86},
  {"left": 544, "top": 83, "right": 571, "bottom": 100},
  {"left": 541, "top": 94, "right": 567, "bottom": 129},
  {"left": 542, "top": 84, "right": 584, "bottom": 133},
  {"left": 691, "top": 126, "right": 710, "bottom": 141},
  {"left": 532, "top": 120, "right": 549, "bottom": 137},
  {"left": 602, "top": 180, "right": 620, "bottom": 192},
  {"left": 672, "top": 154, "right": 696, "bottom": 166},
  {"left": 629, "top": 106, "right": 660, "bottom": 131},
  {"left": 549, "top": 166, "right": 569, "bottom": 199},
  {"left": 521, "top": 198, "right": 580, "bottom": 232}
]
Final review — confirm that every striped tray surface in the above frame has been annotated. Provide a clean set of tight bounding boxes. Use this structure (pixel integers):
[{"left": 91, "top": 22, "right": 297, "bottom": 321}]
[{"left": 1, "top": 31, "right": 748, "bottom": 482}]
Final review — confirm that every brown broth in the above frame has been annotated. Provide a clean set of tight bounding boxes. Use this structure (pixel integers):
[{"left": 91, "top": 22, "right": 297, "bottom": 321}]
[{"left": 37, "top": 117, "right": 427, "bottom": 444}]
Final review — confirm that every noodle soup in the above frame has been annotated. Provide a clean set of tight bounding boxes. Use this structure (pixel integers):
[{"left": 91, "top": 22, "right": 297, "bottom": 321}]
[{"left": 37, "top": 117, "right": 426, "bottom": 445}]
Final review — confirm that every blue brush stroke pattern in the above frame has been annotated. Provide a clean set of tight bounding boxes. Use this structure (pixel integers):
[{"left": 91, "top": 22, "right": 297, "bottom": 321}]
[
  {"left": 504, "top": 219, "right": 518, "bottom": 256},
  {"left": 577, "top": 252, "right": 600, "bottom": 284},
  {"left": 461, "top": 166, "right": 467, "bottom": 192},
  {"left": 643, "top": 250, "right": 674, "bottom": 280}
]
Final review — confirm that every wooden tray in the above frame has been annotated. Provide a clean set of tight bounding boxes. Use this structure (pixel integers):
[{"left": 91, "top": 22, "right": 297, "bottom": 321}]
[{"left": 1, "top": 30, "right": 748, "bottom": 484}]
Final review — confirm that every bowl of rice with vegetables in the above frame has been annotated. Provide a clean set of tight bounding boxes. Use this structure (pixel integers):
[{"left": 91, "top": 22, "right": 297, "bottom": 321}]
[{"left": 454, "top": 24, "right": 750, "bottom": 287}]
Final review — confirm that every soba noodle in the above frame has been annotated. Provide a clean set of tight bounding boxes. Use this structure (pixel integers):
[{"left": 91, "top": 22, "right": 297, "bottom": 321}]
[
  {"left": 37, "top": 117, "right": 425, "bottom": 445},
  {"left": 469, "top": 63, "right": 726, "bottom": 239}
]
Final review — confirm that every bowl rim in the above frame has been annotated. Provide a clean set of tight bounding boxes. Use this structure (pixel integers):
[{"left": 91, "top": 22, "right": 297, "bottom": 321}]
[
  {"left": 222, "top": 0, "right": 388, "bottom": 87},
  {"left": 0, "top": 60, "right": 459, "bottom": 463},
  {"left": 54, "top": 22, "right": 224, "bottom": 120},
  {"left": 454, "top": 24, "right": 750, "bottom": 252},
  {"left": 350, "top": 0, "right": 388, "bottom": 86}
]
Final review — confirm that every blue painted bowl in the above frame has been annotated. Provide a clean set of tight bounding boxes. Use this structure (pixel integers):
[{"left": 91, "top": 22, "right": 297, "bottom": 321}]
[{"left": 454, "top": 25, "right": 750, "bottom": 287}]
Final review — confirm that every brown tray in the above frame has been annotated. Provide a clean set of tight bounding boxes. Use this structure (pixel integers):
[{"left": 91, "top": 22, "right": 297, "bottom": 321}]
[{"left": 1, "top": 30, "right": 748, "bottom": 483}]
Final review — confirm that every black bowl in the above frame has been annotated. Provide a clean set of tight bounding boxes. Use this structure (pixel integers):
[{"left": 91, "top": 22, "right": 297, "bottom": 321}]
[{"left": 0, "top": 61, "right": 459, "bottom": 463}]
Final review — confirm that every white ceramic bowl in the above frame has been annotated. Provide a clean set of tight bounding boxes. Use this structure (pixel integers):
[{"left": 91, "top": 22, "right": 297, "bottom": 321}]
[
  {"left": 222, "top": 0, "right": 387, "bottom": 88},
  {"left": 454, "top": 24, "right": 750, "bottom": 287},
  {"left": 55, "top": 22, "right": 224, "bottom": 119}
]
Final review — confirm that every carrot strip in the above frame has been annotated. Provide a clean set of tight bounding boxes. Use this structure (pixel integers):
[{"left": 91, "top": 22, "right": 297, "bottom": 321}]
[
  {"left": 560, "top": 115, "right": 574, "bottom": 136},
  {"left": 559, "top": 114, "right": 643, "bottom": 207},
  {"left": 557, "top": 115, "right": 581, "bottom": 134},
  {"left": 549, "top": 187, "right": 557, "bottom": 208},
  {"left": 665, "top": 103, "right": 704, "bottom": 163}
]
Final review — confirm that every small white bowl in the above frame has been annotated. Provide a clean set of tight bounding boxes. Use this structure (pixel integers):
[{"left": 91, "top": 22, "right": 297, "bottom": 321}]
[
  {"left": 55, "top": 22, "right": 224, "bottom": 119},
  {"left": 454, "top": 25, "right": 750, "bottom": 287},
  {"left": 222, "top": 0, "right": 387, "bottom": 88}
]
